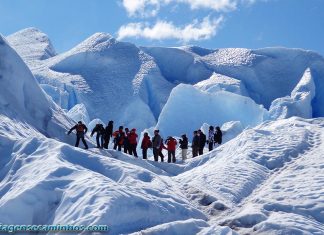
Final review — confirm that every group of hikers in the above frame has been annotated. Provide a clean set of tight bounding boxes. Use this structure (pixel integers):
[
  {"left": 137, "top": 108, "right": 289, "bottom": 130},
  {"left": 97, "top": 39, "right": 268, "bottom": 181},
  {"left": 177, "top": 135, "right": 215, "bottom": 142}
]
[{"left": 67, "top": 120, "right": 222, "bottom": 163}]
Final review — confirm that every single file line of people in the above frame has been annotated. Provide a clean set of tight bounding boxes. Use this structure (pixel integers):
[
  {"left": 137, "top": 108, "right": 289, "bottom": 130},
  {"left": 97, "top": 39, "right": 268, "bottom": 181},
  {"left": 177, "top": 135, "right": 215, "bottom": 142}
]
[{"left": 68, "top": 121, "right": 222, "bottom": 163}]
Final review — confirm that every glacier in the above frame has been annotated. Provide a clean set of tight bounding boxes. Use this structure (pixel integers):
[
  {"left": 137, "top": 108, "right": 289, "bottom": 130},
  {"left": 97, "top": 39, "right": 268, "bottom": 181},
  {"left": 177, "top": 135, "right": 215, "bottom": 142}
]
[
  {"left": 7, "top": 28, "right": 324, "bottom": 133},
  {"left": 0, "top": 28, "right": 323, "bottom": 234}
]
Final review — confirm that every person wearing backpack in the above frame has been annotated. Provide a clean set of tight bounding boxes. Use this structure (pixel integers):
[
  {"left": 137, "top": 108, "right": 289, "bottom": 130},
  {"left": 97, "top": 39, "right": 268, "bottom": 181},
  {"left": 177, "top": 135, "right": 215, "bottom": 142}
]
[
  {"left": 128, "top": 128, "right": 138, "bottom": 157},
  {"left": 159, "top": 138, "right": 166, "bottom": 162},
  {"left": 68, "top": 121, "right": 89, "bottom": 149},
  {"left": 90, "top": 123, "right": 105, "bottom": 148},
  {"left": 165, "top": 136, "right": 177, "bottom": 163},
  {"left": 192, "top": 131, "right": 199, "bottom": 157},
  {"left": 113, "top": 126, "right": 125, "bottom": 151},
  {"left": 141, "top": 132, "right": 152, "bottom": 160},
  {"left": 124, "top": 128, "right": 130, "bottom": 154},
  {"left": 207, "top": 126, "right": 215, "bottom": 151},
  {"left": 214, "top": 126, "right": 223, "bottom": 146},
  {"left": 179, "top": 134, "right": 188, "bottom": 161},
  {"left": 103, "top": 121, "right": 113, "bottom": 149},
  {"left": 152, "top": 130, "right": 162, "bottom": 162},
  {"left": 198, "top": 129, "right": 206, "bottom": 155}
]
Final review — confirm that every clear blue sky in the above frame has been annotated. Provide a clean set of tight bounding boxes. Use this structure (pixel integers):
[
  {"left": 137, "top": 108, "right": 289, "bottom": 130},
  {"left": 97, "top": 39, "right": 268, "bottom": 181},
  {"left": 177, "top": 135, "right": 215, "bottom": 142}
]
[{"left": 1, "top": 0, "right": 324, "bottom": 56}]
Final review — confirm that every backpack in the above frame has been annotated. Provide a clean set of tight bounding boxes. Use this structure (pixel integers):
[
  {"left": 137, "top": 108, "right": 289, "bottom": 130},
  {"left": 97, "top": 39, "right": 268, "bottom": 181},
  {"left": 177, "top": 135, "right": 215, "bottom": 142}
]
[
  {"left": 76, "top": 124, "right": 85, "bottom": 132},
  {"left": 148, "top": 139, "right": 152, "bottom": 148}
]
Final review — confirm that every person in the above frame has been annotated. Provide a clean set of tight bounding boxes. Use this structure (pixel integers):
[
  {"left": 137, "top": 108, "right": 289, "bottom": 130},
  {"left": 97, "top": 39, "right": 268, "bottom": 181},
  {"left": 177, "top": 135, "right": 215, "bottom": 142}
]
[
  {"left": 152, "top": 130, "right": 162, "bottom": 162},
  {"left": 192, "top": 131, "right": 199, "bottom": 157},
  {"left": 165, "top": 136, "right": 177, "bottom": 163},
  {"left": 90, "top": 123, "right": 105, "bottom": 148},
  {"left": 123, "top": 128, "right": 130, "bottom": 154},
  {"left": 179, "top": 134, "right": 188, "bottom": 161},
  {"left": 159, "top": 138, "right": 166, "bottom": 162},
  {"left": 128, "top": 128, "right": 138, "bottom": 157},
  {"left": 67, "top": 121, "right": 89, "bottom": 149},
  {"left": 198, "top": 129, "right": 206, "bottom": 155},
  {"left": 207, "top": 126, "right": 215, "bottom": 151},
  {"left": 103, "top": 121, "right": 113, "bottom": 149},
  {"left": 214, "top": 126, "right": 223, "bottom": 146},
  {"left": 141, "top": 132, "right": 152, "bottom": 160},
  {"left": 112, "top": 126, "right": 125, "bottom": 151}
]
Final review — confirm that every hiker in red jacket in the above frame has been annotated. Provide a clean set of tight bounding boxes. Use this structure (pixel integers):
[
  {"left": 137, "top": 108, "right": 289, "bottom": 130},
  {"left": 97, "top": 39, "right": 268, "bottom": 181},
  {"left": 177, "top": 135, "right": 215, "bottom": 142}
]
[
  {"left": 128, "top": 128, "right": 138, "bottom": 157},
  {"left": 165, "top": 136, "right": 177, "bottom": 163},
  {"left": 112, "top": 126, "right": 125, "bottom": 151},
  {"left": 141, "top": 132, "right": 152, "bottom": 160},
  {"left": 67, "top": 121, "right": 89, "bottom": 149}
]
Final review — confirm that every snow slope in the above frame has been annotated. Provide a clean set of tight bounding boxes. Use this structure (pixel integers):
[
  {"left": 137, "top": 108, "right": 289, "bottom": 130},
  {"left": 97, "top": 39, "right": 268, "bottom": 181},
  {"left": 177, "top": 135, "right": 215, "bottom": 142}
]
[
  {"left": 0, "top": 137, "right": 207, "bottom": 234},
  {"left": 0, "top": 113, "right": 323, "bottom": 234},
  {"left": 173, "top": 117, "right": 324, "bottom": 234}
]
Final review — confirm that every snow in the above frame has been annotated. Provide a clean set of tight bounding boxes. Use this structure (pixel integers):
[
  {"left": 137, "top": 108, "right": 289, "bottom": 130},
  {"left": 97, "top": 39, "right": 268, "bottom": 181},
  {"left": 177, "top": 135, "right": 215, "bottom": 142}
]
[
  {"left": 219, "top": 118, "right": 324, "bottom": 234},
  {"left": 269, "top": 68, "right": 316, "bottom": 119},
  {"left": 6, "top": 27, "right": 56, "bottom": 65},
  {"left": 7, "top": 32, "right": 173, "bottom": 131},
  {"left": 141, "top": 46, "right": 212, "bottom": 84},
  {"left": 174, "top": 117, "right": 324, "bottom": 234},
  {"left": 220, "top": 121, "right": 244, "bottom": 143},
  {"left": 1, "top": 111, "right": 323, "bottom": 235},
  {"left": 0, "top": 34, "right": 73, "bottom": 143},
  {"left": 0, "top": 137, "right": 207, "bottom": 234},
  {"left": 129, "top": 219, "right": 210, "bottom": 235},
  {"left": 67, "top": 103, "right": 91, "bottom": 125},
  {"left": 194, "top": 72, "right": 249, "bottom": 96},
  {"left": 156, "top": 84, "right": 268, "bottom": 138},
  {"left": 7, "top": 29, "right": 324, "bottom": 132}
]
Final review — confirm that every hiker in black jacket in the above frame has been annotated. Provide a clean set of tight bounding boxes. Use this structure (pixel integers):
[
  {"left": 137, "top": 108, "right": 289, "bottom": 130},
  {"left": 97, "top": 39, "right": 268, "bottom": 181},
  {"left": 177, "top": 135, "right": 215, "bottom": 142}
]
[
  {"left": 103, "top": 121, "right": 113, "bottom": 149},
  {"left": 198, "top": 129, "right": 206, "bottom": 155},
  {"left": 192, "top": 131, "right": 199, "bottom": 157},
  {"left": 91, "top": 123, "right": 105, "bottom": 148},
  {"left": 214, "top": 126, "right": 223, "bottom": 146},
  {"left": 152, "top": 130, "right": 162, "bottom": 162},
  {"left": 179, "top": 134, "right": 188, "bottom": 161},
  {"left": 207, "top": 126, "right": 215, "bottom": 151},
  {"left": 68, "top": 121, "right": 88, "bottom": 149}
]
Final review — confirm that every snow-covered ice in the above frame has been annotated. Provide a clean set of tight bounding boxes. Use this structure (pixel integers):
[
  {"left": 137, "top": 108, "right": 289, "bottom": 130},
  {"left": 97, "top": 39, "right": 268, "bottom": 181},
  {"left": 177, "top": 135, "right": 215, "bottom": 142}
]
[
  {"left": 1, "top": 28, "right": 324, "bottom": 234},
  {"left": 7, "top": 29, "right": 324, "bottom": 132},
  {"left": 269, "top": 68, "right": 316, "bottom": 119},
  {"left": 156, "top": 84, "right": 268, "bottom": 138},
  {"left": 194, "top": 72, "right": 249, "bottom": 96}
]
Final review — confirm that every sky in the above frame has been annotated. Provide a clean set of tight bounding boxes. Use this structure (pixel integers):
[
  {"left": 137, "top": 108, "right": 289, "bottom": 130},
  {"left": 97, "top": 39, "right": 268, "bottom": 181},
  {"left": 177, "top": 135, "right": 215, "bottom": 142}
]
[{"left": 0, "top": 0, "right": 324, "bottom": 56}]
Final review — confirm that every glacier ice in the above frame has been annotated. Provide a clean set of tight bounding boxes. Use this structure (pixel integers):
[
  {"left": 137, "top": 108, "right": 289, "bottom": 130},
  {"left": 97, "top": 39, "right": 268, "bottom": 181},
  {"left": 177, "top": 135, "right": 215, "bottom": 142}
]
[
  {"left": 67, "top": 103, "right": 91, "bottom": 125},
  {"left": 194, "top": 72, "right": 249, "bottom": 96},
  {"left": 269, "top": 68, "right": 315, "bottom": 119},
  {"left": 156, "top": 84, "right": 268, "bottom": 138}
]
